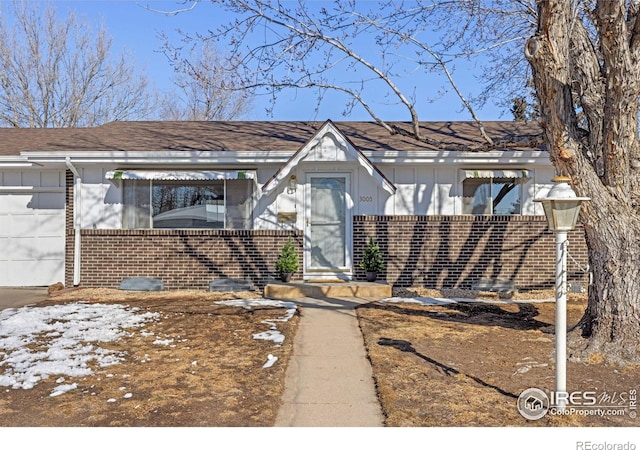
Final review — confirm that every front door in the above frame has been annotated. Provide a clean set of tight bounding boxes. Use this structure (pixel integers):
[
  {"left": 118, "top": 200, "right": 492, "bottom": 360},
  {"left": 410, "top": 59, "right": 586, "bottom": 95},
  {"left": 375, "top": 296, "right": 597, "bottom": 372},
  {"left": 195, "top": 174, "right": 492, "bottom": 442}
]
[{"left": 305, "top": 173, "right": 352, "bottom": 279}]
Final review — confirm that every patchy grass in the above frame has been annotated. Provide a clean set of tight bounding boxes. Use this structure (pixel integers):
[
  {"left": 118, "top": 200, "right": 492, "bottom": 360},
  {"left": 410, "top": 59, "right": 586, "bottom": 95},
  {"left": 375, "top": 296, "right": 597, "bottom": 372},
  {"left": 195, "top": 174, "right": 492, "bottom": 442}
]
[
  {"left": 4, "top": 286, "right": 638, "bottom": 428},
  {"left": 357, "top": 288, "right": 640, "bottom": 427},
  {"left": 0, "top": 288, "right": 298, "bottom": 427}
]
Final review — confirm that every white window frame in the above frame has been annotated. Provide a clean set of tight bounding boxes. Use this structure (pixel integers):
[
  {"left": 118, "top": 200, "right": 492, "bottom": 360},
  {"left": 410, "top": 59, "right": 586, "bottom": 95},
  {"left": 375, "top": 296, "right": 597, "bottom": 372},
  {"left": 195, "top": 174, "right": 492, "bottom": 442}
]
[
  {"left": 460, "top": 169, "right": 531, "bottom": 216},
  {"left": 122, "top": 178, "right": 254, "bottom": 230}
]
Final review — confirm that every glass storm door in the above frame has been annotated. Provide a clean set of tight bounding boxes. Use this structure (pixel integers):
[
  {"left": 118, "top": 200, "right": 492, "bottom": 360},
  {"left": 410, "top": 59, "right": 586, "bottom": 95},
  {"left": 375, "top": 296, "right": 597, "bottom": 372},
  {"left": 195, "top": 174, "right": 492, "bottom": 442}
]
[{"left": 306, "top": 174, "right": 351, "bottom": 275}]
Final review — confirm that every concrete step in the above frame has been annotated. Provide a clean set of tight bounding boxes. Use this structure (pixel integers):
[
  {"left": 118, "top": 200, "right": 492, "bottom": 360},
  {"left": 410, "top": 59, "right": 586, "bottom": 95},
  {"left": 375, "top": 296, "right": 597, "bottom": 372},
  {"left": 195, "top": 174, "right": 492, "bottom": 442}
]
[{"left": 264, "top": 281, "right": 392, "bottom": 300}]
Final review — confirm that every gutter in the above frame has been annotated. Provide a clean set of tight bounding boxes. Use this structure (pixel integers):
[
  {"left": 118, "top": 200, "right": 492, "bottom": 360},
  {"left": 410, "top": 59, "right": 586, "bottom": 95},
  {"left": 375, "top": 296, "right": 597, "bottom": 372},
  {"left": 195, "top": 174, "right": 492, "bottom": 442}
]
[{"left": 65, "top": 157, "right": 81, "bottom": 287}]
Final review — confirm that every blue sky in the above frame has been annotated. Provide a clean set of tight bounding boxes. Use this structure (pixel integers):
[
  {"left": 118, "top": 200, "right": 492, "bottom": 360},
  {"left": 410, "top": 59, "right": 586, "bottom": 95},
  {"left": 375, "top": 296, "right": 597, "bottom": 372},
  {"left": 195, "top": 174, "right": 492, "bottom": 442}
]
[{"left": 48, "top": 0, "right": 507, "bottom": 122}]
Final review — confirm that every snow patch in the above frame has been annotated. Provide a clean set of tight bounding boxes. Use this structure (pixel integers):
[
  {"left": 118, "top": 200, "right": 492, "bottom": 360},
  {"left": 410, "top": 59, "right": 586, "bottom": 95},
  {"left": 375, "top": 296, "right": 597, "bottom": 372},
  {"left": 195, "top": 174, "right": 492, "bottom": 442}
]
[
  {"left": 49, "top": 383, "right": 78, "bottom": 397},
  {"left": 0, "top": 303, "right": 159, "bottom": 393},
  {"left": 253, "top": 330, "right": 285, "bottom": 344},
  {"left": 262, "top": 354, "right": 278, "bottom": 368},
  {"left": 380, "top": 296, "right": 556, "bottom": 305},
  {"left": 217, "top": 299, "right": 297, "bottom": 367},
  {"left": 217, "top": 299, "right": 296, "bottom": 310},
  {"left": 380, "top": 296, "right": 458, "bottom": 306}
]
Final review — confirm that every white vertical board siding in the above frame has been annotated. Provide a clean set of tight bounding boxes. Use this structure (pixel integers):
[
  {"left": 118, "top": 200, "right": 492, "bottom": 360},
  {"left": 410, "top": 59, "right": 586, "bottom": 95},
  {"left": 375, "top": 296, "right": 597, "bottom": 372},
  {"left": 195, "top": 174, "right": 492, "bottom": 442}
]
[
  {"left": 415, "top": 167, "right": 436, "bottom": 215},
  {"left": 393, "top": 167, "right": 416, "bottom": 215},
  {"left": 255, "top": 165, "right": 288, "bottom": 230},
  {"left": 377, "top": 165, "right": 395, "bottom": 215},
  {"left": 532, "top": 165, "right": 557, "bottom": 215},
  {"left": 306, "top": 133, "right": 349, "bottom": 162},
  {"left": 254, "top": 200, "right": 280, "bottom": 230},
  {"left": 80, "top": 167, "right": 122, "bottom": 229},
  {"left": 0, "top": 171, "right": 65, "bottom": 286},
  {"left": 436, "top": 166, "right": 457, "bottom": 215},
  {"left": 379, "top": 165, "right": 444, "bottom": 215},
  {"left": 521, "top": 176, "right": 537, "bottom": 215},
  {"left": 356, "top": 169, "right": 379, "bottom": 215}
]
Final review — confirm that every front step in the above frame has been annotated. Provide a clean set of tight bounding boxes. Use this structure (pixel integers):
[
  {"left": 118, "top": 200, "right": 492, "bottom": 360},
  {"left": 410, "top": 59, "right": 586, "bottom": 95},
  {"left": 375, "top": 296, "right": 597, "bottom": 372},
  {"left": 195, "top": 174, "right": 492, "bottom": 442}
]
[{"left": 264, "top": 281, "right": 392, "bottom": 300}]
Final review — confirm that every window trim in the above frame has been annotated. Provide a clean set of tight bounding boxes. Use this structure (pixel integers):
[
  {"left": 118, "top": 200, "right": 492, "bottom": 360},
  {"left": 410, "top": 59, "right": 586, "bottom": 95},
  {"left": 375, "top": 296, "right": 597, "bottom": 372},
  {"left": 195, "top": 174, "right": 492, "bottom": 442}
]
[
  {"left": 121, "top": 176, "right": 254, "bottom": 230},
  {"left": 460, "top": 169, "right": 531, "bottom": 216}
]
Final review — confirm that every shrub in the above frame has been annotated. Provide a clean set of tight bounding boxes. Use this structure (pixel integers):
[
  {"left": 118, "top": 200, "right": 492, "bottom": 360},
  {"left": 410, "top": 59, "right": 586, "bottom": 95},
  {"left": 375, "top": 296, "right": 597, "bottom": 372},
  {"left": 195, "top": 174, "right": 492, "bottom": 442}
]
[
  {"left": 276, "top": 238, "right": 299, "bottom": 273},
  {"left": 360, "top": 238, "right": 384, "bottom": 272}
]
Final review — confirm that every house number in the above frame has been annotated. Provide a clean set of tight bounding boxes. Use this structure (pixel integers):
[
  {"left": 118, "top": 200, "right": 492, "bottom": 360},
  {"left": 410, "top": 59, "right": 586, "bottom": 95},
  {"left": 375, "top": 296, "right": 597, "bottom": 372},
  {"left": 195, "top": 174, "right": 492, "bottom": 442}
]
[{"left": 359, "top": 195, "right": 373, "bottom": 203}]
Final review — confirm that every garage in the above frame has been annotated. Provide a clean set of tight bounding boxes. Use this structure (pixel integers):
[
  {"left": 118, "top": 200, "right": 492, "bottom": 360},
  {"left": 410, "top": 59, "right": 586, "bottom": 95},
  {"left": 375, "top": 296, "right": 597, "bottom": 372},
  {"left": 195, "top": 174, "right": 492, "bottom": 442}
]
[{"left": 0, "top": 171, "right": 65, "bottom": 287}]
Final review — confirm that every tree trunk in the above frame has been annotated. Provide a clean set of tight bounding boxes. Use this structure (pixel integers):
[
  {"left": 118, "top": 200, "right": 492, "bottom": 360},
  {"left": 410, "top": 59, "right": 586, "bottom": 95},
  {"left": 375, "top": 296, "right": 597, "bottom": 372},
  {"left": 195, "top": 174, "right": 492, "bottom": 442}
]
[
  {"left": 569, "top": 211, "right": 640, "bottom": 365},
  {"left": 525, "top": 0, "right": 640, "bottom": 364}
]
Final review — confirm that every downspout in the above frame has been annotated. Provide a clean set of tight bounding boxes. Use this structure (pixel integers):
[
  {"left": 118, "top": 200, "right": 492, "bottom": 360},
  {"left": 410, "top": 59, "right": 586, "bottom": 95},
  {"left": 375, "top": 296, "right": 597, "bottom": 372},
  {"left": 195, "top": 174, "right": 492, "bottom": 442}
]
[{"left": 65, "top": 157, "right": 81, "bottom": 286}]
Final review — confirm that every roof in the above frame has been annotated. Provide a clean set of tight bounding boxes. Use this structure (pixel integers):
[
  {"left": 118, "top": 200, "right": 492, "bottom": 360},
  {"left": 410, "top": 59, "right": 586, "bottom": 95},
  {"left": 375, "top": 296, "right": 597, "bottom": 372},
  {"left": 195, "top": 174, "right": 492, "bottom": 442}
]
[
  {"left": 0, "top": 120, "right": 544, "bottom": 157},
  {"left": 262, "top": 120, "right": 397, "bottom": 196}
]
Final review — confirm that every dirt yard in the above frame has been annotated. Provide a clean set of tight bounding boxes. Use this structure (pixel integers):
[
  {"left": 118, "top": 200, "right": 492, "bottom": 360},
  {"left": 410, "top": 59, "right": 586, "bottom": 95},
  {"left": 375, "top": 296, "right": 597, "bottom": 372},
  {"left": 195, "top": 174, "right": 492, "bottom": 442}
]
[
  {"left": 2, "top": 286, "right": 638, "bottom": 428},
  {"left": 0, "top": 288, "right": 298, "bottom": 427},
  {"left": 357, "top": 288, "right": 640, "bottom": 427}
]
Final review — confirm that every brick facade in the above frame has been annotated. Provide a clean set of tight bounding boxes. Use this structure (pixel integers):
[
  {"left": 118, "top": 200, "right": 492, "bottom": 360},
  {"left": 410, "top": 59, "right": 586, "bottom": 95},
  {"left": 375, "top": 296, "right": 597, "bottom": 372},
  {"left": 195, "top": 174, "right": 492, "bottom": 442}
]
[
  {"left": 66, "top": 229, "right": 303, "bottom": 290},
  {"left": 65, "top": 170, "right": 589, "bottom": 292},
  {"left": 64, "top": 171, "right": 303, "bottom": 290},
  {"left": 353, "top": 215, "right": 589, "bottom": 290}
]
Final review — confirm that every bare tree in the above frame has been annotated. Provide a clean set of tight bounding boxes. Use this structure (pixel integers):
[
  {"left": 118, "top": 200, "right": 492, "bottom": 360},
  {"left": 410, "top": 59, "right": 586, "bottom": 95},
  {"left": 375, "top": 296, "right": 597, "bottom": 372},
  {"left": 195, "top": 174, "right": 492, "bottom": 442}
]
[
  {"left": 159, "top": 39, "right": 251, "bottom": 120},
  {"left": 175, "top": 0, "right": 542, "bottom": 148},
  {"left": 525, "top": 0, "right": 640, "bottom": 364},
  {"left": 0, "top": 1, "right": 154, "bottom": 127},
  {"left": 165, "top": 0, "right": 640, "bottom": 364}
]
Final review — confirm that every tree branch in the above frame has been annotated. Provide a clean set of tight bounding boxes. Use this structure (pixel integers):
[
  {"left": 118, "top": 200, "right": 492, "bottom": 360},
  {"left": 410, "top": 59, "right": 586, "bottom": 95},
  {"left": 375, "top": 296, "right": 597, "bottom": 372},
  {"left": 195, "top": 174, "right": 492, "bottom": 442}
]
[
  {"left": 567, "top": 9, "right": 604, "bottom": 164},
  {"left": 137, "top": 0, "right": 199, "bottom": 16},
  {"left": 524, "top": 1, "right": 596, "bottom": 188},
  {"left": 595, "top": 0, "right": 638, "bottom": 193}
]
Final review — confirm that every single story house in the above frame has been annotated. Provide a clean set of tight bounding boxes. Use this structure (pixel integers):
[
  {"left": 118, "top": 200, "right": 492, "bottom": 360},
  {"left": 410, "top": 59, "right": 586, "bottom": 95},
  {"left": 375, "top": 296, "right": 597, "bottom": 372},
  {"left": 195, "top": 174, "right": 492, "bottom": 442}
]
[{"left": 0, "top": 120, "right": 589, "bottom": 290}]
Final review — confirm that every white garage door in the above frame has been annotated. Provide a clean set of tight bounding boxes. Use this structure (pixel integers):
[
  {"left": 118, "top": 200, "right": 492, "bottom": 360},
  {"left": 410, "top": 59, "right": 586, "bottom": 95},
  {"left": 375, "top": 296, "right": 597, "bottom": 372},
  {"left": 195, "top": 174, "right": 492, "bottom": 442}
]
[{"left": 0, "top": 176, "right": 65, "bottom": 286}]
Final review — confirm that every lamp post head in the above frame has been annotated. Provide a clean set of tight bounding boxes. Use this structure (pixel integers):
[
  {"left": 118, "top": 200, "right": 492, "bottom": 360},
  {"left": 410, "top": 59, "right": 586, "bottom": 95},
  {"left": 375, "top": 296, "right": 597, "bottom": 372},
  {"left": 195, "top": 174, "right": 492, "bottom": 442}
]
[{"left": 534, "top": 176, "right": 590, "bottom": 232}]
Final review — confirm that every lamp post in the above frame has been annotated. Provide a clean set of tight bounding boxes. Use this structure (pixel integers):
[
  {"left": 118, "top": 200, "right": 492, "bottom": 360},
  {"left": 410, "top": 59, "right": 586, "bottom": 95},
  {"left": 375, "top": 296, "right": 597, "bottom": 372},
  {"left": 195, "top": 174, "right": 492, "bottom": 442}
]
[{"left": 534, "top": 176, "right": 589, "bottom": 411}]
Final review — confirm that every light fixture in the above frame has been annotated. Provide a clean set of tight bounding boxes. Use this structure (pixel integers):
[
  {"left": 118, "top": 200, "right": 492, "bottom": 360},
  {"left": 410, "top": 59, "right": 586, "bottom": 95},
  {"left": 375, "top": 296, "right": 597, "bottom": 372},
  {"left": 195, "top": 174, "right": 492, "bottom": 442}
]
[
  {"left": 534, "top": 175, "right": 589, "bottom": 411},
  {"left": 287, "top": 175, "right": 297, "bottom": 194},
  {"left": 535, "top": 176, "right": 590, "bottom": 232}
]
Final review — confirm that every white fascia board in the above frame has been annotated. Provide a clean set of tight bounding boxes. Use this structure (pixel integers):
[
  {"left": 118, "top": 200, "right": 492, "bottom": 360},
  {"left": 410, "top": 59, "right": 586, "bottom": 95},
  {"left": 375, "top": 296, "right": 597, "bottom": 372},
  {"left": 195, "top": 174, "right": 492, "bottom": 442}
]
[
  {"left": 20, "top": 149, "right": 550, "bottom": 166},
  {"left": 22, "top": 150, "right": 295, "bottom": 165},
  {"left": 0, "top": 162, "right": 42, "bottom": 167},
  {"left": 0, "top": 156, "right": 38, "bottom": 167},
  {"left": 364, "top": 150, "right": 550, "bottom": 164},
  {"left": 0, "top": 186, "right": 64, "bottom": 193}
]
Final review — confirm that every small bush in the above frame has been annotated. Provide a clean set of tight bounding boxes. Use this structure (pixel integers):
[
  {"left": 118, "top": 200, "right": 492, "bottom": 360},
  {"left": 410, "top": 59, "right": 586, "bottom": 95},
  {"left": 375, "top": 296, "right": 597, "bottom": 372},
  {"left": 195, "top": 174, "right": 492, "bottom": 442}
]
[
  {"left": 360, "top": 238, "right": 384, "bottom": 272},
  {"left": 276, "top": 238, "right": 299, "bottom": 273}
]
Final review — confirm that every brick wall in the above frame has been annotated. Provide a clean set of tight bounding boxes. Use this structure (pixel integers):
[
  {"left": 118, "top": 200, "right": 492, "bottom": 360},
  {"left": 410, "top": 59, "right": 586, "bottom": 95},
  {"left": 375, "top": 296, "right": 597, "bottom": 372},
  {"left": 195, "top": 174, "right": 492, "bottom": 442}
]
[
  {"left": 65, "top": 169, "right": 589, "bottom": 292},
  {"left": 65, "top": 169, "right": 303, "bottom": 290},
  {"left": 67, "top": 229, "right": 303, "bottom": 290},
  {"left": 353, "top": 215, "right": 589, "bottom": 290}
]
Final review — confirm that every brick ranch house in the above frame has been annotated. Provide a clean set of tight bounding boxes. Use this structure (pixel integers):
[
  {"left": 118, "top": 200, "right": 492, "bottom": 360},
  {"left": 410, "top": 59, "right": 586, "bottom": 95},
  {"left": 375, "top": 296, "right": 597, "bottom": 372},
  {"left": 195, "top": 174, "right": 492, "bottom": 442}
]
[{"left": 0, "top": 120, "right": 588, "bottom": 291}]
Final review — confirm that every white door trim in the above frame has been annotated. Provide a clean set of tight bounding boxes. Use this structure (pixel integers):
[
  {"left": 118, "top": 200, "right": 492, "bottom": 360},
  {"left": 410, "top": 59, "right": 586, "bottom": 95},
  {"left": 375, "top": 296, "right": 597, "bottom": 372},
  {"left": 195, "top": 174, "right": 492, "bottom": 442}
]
[{"left": 304, "top": 172, "right": 353, "bottom": 280}]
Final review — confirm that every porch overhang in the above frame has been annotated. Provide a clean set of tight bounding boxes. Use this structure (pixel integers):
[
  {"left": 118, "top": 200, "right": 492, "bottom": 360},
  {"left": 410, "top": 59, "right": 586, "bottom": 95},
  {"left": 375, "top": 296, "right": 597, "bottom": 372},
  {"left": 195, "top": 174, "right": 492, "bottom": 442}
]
[
  {"left": 261, "top": 120, "right": 396, "bottom": 196},
  {"left": 461, "top": 169, "right": 532, "bottom": 179},
  {"left": 105, "top": 169, "right": 257, "bottom": 182}
]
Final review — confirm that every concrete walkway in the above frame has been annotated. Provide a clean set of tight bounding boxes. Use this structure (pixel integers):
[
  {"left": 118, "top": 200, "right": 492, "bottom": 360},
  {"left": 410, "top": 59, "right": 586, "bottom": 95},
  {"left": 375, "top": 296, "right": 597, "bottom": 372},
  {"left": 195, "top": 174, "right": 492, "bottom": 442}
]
[{"left": 275, "top": 296, "right": 384, "bottom": 427}]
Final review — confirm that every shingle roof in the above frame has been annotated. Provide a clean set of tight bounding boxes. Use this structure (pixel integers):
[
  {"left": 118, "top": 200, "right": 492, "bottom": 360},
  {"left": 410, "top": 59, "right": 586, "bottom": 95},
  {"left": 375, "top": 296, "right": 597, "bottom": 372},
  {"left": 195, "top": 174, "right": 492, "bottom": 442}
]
[{"left": 0, "top": 120, "right": 544, "bottom": 157}]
